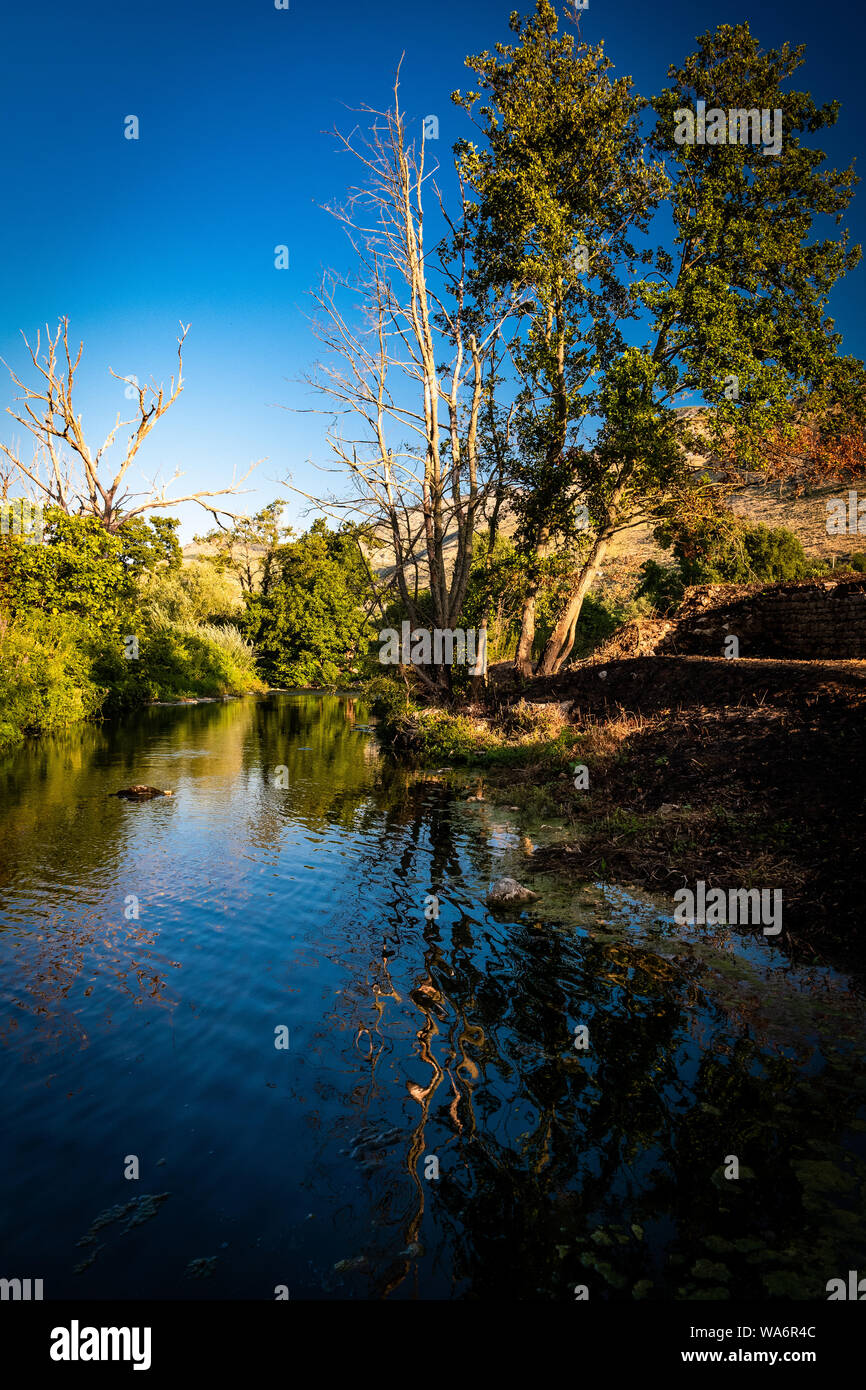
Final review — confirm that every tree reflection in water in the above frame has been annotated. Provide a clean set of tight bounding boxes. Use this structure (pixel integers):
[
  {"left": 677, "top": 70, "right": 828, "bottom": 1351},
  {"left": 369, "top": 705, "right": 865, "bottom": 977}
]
[{"left": 0, "top": 693, "right": 864, "bottom": 1300}]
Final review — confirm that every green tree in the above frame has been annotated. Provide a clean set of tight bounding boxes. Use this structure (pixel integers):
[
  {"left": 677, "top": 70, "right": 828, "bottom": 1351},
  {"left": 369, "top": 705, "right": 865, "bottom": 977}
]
[
  {"left": 245, "top": 520, "right": 375, "bottom": 688},
  {"left": 455, "top": 6, "right": 864, "bottom": 675},
  {"left": 454, "top": 0, "right": 667, "bottom": 673},
  {"left": 193, "top": 500, "right": 292, "bottom": 597},
  {"left": 0, "top": 509, "right": 181, "bottom": 631}
]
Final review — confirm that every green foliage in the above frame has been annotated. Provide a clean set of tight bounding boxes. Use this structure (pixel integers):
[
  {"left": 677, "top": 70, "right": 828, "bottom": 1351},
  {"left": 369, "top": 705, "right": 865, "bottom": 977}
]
[
  {"left": 93, "top": 621, "right": 263, "bottom": 713},
  {"left": 737, "top": 524, "right": 821, "bottom": 584},
  {"left": 0, "top": 509, "right": 181, "bottom": 632},
  {"left": 139, "top": 558, "right": 243, "bottom": 626},
  {"left": 408, "top": 709, "right": 499, "bottom": 763},
  {"left": 245, "top": 520, "right": 374, "bottom": 688},
  {"left": 452, "top": 9, "right": 864, "bottom": 670},
  {"left": 458, "top": 531, "right": 577, "bottom": 662},
  {"left": 849, "top": 552, "right": 866, "bottom": 573},
  {"left": 362, "top": 675, "right": 413, "bottom": 732},
  {"left": 572, "top": 591, "right": 630, "bottom": 654},
  {"left": 646, "top": 21, "right": 864, "bottom": 469},
  {"left": 636, "top": 559, "right": 686, "bottom": 615},
  {"left": 454, "top": 3, "right": 670, "bottom": 558},
  {"left": 0, "top": 509, "right": 264, "bottom": 744},
  {"left": 0, "top": 611, "right": 106, "bottom": 750},
  {"left": 388, "top": 702, "right": 577, "bottom": 767},
  {"left": 656, "top": 512, "right": 820, "bottom": 585}
]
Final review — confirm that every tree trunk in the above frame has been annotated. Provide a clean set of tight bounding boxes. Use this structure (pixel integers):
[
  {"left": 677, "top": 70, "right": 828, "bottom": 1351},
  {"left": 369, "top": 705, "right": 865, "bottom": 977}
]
[
  {"left": 535, "top": 530, "right": 612, "bottom": 676},
  {"left": 515, "top": 583, "right": 538, "bottom": 677},
  {"left": 468, "top": 616, "right": 488, "bottom": 703}
]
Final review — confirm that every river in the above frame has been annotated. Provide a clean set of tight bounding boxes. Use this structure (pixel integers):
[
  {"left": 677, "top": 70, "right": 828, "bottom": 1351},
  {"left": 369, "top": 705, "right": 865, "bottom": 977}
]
[{"left": 1, "top": 692, "right": 864, "bottom": 1300}]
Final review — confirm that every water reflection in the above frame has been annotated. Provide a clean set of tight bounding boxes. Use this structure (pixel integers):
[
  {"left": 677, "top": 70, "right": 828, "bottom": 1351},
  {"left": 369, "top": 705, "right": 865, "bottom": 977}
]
[{"left": 0, "top": 694, "right": 864, "bottom": 1300}]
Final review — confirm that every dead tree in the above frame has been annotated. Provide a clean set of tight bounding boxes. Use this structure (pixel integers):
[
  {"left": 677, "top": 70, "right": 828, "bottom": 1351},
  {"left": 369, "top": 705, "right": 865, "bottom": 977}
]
[
  {"left": 1, "top": 318, "right": 259, "bottom": 532},
  {"left": 285, "top": 72, "right": 518, "bottom": 694}
]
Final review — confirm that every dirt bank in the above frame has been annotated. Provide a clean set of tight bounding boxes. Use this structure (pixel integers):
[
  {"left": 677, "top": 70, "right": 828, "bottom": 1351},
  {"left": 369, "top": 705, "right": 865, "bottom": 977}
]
[{"left": 471, "top": 655, "right": 866, "bottom": 975}]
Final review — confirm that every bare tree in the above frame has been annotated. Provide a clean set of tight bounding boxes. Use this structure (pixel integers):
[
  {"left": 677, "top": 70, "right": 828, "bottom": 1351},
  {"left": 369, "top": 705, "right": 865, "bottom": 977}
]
[
  {"left": 285, "top": 73, "right": 518, "bottom": 693},
  {"left": 1, "top": 318, "right": 260, "bottom": 532}
]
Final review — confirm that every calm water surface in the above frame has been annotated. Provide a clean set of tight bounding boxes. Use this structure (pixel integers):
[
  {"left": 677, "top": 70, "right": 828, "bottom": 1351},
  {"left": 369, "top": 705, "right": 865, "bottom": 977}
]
[{"left": 1, "top": 693, "right": 864, "bottom": 1300}]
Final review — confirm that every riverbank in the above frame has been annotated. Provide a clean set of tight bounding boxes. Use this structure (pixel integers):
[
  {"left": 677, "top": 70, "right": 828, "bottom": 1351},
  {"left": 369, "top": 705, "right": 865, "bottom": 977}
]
[{"left": 384, "top": 654, "right": 866, "bottom": 975}]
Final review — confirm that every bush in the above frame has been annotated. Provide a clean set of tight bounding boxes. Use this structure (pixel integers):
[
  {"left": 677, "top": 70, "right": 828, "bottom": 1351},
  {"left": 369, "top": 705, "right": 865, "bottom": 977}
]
[
  {"left": 849, "top": 552, "right": 866, "bottom": 573},
  {"left": 649, "top": 511, "right": 824, "bottom": 602},
  {"left": 571, "top": 592, "right": 627, "bottom": 655},
  {"left": 245, "top": 521, "right": 374, "bottom": 688},
  {"left": 737, "top": 523, "right": 820, "bottom": 583},
  {"left": 498, "top": 698, "right": 567, "bottom": 741},
  {"left": 138, "top": 559, "right": 243, "bottom": 626},
  {"left": 362, "top": 675, "right": 413, "bottom": 731},
  {"left": 662, "top": 513, "right": 819, "bottom": 586},
  {"left": 636, "top": 559, "right": 686, "bottom": 615},
  {"left": 409, "top": 709, "right": 498, "bottom": 762},
  {"left": 94, "top": 620, "right": 264, "bottom": 713},
  {"left": 0, "top": 508, "right": 265, "bottom": 738},
  {"left": 0, "top": 610, "right": 106, "bottom": 750}
]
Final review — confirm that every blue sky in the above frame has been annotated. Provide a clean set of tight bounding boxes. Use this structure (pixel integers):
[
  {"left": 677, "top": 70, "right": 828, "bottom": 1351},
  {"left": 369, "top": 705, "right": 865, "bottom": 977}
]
[{"left": 1, "top": 0, "right": 863, "bottom": 540}]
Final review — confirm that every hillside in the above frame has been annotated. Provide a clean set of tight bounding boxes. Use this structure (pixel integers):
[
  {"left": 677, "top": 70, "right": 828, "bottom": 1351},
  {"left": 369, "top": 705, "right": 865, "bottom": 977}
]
[{"left": 181, "top": 408, "right": 866, "bottom": 601}]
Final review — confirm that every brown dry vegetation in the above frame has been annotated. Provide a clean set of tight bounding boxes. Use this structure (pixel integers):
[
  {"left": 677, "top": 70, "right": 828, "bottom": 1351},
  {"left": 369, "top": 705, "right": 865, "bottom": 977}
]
[{"left": 472, "top": 655, "right": 866, "bottom": 975}]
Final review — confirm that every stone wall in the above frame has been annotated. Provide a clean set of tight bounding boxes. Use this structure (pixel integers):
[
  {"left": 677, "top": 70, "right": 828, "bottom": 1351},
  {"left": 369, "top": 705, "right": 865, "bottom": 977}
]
[{"left": 658, "top": 575, "right": 866, "bottom": 659}]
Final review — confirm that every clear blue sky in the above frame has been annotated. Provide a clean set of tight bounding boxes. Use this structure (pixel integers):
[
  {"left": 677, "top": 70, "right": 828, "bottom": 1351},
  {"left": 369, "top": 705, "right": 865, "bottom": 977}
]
[{"left": 1, "top": 0, "right": 863, "bottom": 540}]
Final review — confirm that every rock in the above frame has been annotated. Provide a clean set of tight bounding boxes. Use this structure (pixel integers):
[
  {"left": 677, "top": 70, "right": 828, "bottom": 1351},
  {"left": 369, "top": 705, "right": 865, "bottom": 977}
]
[
  {"left": 333, "top": 1255, "right": 369, "bottom": 1274},
  {"left": 486, "top": 877, "right": 539, "bottom": 907},
  {"left": 113, "top": 786, "right": 173, "bottom": 800}
]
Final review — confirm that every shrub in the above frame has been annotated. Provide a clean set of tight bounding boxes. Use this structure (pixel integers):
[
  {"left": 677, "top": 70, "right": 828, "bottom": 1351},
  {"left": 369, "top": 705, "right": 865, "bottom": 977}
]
[
  {"left": 94, "top": 620, "right": 264, "bottom": 712},
  {"left": 649, "top": 511, "right": 824, "bottom": 600},
  {"left": 245, "top": 521, "right": 374, "bottom": 688},
  {"left": 0, "top": 610, "right": 106, "bottom": 750},
  {"left": 498, "top": 698, "right": 567, "bottom": 741},
  {"left": 362, "top": 675, "right": 413, "bottom": 731},
  {"left": 0, "top": 513, "right": 265, "bottom": 744},
  {"left": 635, "top": 559, "right": 686, "bottom": 615},
  {"left": 738, "top": 522, "right": 820, "bottom": 583},
  {"left": 659, "top": 512, "right": 819, "bottom": 586},
  {"left": 410, "top": 709, "right": 498, "bottom": 762}
]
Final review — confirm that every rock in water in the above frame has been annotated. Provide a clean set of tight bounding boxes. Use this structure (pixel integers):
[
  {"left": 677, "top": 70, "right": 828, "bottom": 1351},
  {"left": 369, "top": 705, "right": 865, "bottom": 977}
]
[
  {"left": 486, "top": 877, "right": 538, "bottom": 907},
  {"left": 114, "top": 786, "right": 173, "bottom": 800}
]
